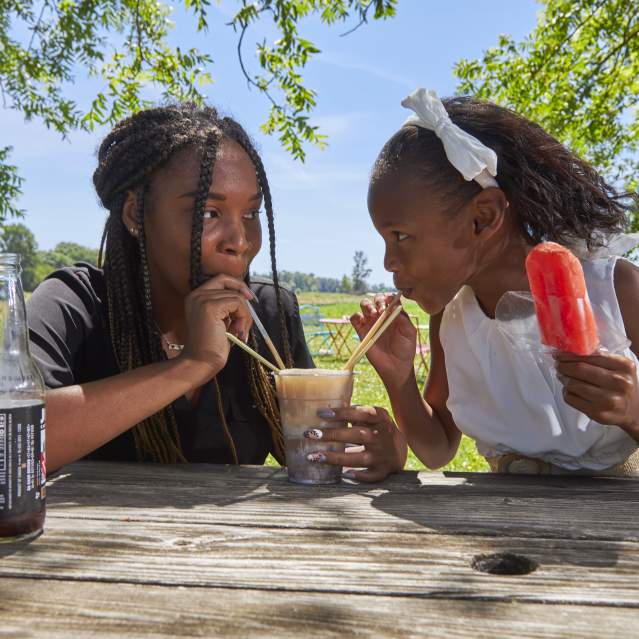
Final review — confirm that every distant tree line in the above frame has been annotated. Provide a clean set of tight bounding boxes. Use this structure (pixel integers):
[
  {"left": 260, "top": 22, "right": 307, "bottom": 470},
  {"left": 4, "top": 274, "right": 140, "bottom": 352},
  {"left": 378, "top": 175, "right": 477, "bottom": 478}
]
[
  {"left": 258, "top": 271, "right": 386, "bottom": 295},
  {"left": 257, "top": 250, "right": 387, "bottom": 294}
]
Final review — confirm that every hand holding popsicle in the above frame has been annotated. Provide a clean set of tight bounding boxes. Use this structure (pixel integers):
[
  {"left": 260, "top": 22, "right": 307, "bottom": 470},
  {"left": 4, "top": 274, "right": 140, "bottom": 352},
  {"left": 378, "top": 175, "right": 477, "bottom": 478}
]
[
  {"left": 527, "top": 243, "right": 639, "bottom": 438},
  {"left": 555, "top": 350, "right": 639, "bottom": 440}
]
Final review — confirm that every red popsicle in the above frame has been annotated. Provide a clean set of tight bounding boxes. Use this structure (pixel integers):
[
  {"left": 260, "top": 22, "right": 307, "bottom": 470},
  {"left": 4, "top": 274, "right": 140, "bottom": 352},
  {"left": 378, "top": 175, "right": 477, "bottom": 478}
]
[{"left": 525, "top": 242, "right": 599, "bottom": 355}]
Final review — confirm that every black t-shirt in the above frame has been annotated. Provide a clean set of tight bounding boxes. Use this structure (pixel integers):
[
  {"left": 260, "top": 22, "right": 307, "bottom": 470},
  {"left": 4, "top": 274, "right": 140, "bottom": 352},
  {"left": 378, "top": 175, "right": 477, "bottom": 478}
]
[{"left": 26, "top": 264, "right": 313, "bottom": 464}]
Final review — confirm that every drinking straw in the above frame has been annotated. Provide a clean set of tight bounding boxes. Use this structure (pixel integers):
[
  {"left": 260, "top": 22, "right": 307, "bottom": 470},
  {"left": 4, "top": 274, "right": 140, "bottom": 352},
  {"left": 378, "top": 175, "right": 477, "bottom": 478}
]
[
  {"left": 247, "top": 302, "right": 286, "bottom": 369},
  {"left": 343, "top": 293, "right": 402, "bottom": 370},
  {"left": 225, "top": 332, "right": 281, "bottom": 373},
  {"left": 344, "top": 305, "right": 403, "bottom": 371}
]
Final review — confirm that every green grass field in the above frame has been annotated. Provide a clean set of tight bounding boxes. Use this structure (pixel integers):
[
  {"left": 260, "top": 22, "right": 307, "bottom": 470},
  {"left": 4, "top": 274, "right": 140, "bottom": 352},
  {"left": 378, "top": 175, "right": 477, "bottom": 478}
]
[{"left": 294, "top": 292, "right": 489, "bottom": 473}]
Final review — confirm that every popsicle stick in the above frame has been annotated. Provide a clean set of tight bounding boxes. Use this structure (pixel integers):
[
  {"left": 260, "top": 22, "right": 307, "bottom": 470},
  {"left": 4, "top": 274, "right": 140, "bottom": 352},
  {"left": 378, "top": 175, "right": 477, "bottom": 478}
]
[
  {"left": 343, "top": 294, "right": 402, "bottom": 370},
  {"left": 225, "top": 332, "right": 280, "bottom": 373},
  {"left": 247, "top": 302, "right": 286, "bottom": 369},
  {"left": 344, "top": 305, "right": 403, "bottom": 371}
]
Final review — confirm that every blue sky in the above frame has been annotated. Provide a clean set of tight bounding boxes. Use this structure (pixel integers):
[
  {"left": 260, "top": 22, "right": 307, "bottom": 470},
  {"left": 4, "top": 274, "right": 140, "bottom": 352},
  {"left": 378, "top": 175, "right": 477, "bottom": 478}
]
[{"left": 2, "top": 0, "right": 541, "bottom": 286}]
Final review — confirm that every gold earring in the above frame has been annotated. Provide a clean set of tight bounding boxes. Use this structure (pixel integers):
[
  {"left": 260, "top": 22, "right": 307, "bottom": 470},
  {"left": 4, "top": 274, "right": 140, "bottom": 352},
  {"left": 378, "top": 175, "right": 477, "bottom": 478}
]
[{"left": 130, "top": 227, "right": 137, "bottom": 236}]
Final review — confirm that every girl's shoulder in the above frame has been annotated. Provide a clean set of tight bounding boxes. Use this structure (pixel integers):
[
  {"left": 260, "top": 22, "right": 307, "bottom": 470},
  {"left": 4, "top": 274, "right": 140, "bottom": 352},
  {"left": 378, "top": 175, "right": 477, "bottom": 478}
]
[
  {"left": 440, "top": 286, "right": 476, "bottom": 333},
  {"left": 582, "top": 255, "right": 638, "bottom": 323},
  {"left": 27, "top": 263, "right": 112, "bottom": 388},
  {"left": 28, "top": 262, "right": 106, "bottom": 319},
  {"left": 613, "top": 257, "right": 639, "bottom": 299},
  {"left": 612, "top": 258, "right": 639, "bottom": 352},
  {"left": 249, "top": 277, "right": 308, "bottom": 360},
  {"left": 250, "top": 276, "right": 299, "bottom": 319}
]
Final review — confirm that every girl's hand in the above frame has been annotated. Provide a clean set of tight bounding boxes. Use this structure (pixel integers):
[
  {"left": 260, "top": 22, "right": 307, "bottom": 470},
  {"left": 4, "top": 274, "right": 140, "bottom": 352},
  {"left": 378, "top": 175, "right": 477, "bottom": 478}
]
[
  {"left": 556, "top": 351, "right": 639, "bottom": 441},
  {"left": 180, "top": 274, "right": 253, "bottom": 383},
  {"left": 304, "top": 405, "right": 407, "bottom": 483},
  {"left": 350, "top": 293, "right": 417, "bottom": 386}
]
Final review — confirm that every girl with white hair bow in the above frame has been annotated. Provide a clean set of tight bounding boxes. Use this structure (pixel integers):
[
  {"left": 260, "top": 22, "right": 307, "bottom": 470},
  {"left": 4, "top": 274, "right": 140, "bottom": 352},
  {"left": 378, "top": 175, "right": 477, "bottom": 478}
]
[{"left": 340, "top": 88, "right": 639, "bottom": 476}]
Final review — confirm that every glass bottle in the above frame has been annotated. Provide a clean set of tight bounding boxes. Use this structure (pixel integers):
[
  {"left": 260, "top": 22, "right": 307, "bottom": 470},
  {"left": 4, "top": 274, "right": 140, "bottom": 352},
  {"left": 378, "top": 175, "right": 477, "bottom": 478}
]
[{"left": 0, "top": 253, "right": 46, "bottom": 541}]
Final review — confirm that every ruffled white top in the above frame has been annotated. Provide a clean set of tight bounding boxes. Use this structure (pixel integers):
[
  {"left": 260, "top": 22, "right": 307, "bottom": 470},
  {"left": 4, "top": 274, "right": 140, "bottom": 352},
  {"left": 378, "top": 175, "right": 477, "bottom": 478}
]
[{"left": 439, "top": 255, "right": 638, "bottom": 470}]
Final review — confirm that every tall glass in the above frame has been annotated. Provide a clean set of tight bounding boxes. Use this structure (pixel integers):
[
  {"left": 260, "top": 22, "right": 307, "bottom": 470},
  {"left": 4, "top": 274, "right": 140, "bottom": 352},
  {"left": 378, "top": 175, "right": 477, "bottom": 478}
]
[{"left": 275, "top": 369, "right": 354, "bottom": 485}]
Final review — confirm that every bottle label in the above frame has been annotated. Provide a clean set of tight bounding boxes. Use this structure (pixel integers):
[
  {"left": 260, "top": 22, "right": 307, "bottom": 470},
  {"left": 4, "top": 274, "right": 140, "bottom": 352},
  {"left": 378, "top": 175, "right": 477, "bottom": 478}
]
[{"left": 0, "top": 404, "right": 46, "bottom": 515}]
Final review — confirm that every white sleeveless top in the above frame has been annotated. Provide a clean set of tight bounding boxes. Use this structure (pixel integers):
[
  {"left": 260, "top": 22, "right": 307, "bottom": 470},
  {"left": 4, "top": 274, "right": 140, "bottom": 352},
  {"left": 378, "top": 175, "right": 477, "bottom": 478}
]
[{"left": 440, "top": 256, "right": 638, "bottom": 470}]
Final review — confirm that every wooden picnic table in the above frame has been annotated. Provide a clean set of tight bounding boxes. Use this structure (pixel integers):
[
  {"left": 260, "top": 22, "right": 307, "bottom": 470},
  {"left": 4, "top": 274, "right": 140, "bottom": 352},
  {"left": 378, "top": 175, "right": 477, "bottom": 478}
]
[
  {"left": 1, "top": 461, "right": 638, "bottom": 638},
  {"left": 319, "top": 317, "right": 357, "bottom": 359}
]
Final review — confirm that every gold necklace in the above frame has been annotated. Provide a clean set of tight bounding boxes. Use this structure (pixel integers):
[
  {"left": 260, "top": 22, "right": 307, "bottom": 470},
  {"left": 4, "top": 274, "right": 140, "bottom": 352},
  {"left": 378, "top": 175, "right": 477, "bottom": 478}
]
[{"left": 153, "top": 321, "right": 184, "bottom": 351}]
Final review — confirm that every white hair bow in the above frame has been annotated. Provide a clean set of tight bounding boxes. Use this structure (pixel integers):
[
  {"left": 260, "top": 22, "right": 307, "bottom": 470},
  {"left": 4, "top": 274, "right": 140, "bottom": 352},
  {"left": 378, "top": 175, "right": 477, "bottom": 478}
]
[{"left": 402, "top": 88, "right": 499, "bottom": 189}]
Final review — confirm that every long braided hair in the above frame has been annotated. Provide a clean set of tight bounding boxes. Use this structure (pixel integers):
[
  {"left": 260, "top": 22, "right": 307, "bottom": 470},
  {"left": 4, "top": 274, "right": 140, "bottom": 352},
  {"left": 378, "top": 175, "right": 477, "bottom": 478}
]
[{"left": 93, "top": 104, "right": 292, "bottom": 464}]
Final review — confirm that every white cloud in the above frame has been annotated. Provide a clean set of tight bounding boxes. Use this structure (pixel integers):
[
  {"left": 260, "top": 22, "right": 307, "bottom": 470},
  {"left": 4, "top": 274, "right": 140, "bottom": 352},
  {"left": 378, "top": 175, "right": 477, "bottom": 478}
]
[
  {"left": 212, "top": 0, "right": 239, "bottom": 20},
  {"left": 312, "top": 111, "right": 371, "bottom": 138},
  {"left": 264, "top": 150, "right": 368, "bottom": 191},
  {"left": 317, "top": 54, "right": 414, "bottom": 90},
  {"left": 1, "top": 108, "right": 104, "bottom": 160}
]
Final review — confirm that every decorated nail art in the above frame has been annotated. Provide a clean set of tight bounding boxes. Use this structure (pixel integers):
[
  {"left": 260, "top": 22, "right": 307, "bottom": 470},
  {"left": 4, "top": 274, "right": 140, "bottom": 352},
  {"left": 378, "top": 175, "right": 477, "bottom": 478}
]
[
  {"left": 307, "top": 453, "right": 326, "bottom": 463},
  {"left": 317, "top": 409, "right": 335, "bottom": 419},
  {"left": 304, "top": 429, "right": 323, "bottom": 439}
]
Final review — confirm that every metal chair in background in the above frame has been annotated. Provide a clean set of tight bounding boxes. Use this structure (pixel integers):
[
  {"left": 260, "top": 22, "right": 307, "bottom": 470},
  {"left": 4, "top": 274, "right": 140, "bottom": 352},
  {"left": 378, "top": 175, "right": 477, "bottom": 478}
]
[
  {"left": 299, "top": 304, "right": 332, "bottom": 356},
  {"left": 409, "top": 314, "right": 431, "bottom": 379},
  {"left": 319, "top": 316, "right": 357, "bottom": 360}
]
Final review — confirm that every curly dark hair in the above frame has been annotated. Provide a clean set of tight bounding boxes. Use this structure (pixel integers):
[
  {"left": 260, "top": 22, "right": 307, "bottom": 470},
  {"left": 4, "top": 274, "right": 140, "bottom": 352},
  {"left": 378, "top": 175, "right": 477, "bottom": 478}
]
[
  {"left": 93, "top": 104, "right": 291, "bottom": 463},
  {"left": 371, "top": 96, "right": 637, "bottom": 248}
]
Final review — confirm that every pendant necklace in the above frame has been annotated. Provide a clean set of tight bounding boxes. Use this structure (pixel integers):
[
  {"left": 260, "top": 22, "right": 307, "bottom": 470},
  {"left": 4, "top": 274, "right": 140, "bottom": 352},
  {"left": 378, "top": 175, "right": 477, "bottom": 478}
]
[{"left": 154, "top": 321, "right": 184, "bottom": 351}]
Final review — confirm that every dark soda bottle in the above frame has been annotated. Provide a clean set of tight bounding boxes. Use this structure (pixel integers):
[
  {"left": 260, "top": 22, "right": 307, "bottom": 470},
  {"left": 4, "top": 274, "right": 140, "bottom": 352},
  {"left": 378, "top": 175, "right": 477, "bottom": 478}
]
[{"left": 0, "top": 253, "right": 46, "bottom": 541}]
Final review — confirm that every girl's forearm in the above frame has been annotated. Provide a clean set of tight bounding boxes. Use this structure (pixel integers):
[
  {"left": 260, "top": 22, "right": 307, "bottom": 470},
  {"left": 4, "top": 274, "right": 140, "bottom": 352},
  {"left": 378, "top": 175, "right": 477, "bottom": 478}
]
[
  {"left": 45, "top": 357, "right": 210, "bottom": 471},
  {"left": 384, "top": 374, "right": 459, "bottom": 469}
]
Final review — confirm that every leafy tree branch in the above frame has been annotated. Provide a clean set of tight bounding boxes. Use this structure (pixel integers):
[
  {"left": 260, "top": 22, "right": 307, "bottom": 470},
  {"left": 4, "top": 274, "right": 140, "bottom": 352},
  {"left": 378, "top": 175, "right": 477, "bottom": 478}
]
[
  {"left": 0, "top": 0, "right": 396, "bottom": 223},
  {"left": 455, "top": 0, "right": 639, "bottom": 193}
]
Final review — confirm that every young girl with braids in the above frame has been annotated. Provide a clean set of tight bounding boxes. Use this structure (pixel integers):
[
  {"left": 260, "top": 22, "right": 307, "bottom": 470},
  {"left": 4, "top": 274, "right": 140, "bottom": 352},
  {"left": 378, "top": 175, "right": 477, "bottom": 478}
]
[
  {"left": 321, "top": 88, "right": 639, "bottom": 476},
  {"left": 27, "top": 103, "right": 406, "bottom": 479}
]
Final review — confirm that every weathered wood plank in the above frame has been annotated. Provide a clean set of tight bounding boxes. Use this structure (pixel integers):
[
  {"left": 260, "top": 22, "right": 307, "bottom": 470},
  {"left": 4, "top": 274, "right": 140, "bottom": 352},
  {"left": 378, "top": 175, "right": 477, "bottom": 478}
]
[
  {"left": 0, "top": 577, "right": 634, "bottom": 639},
  {"left": 52, "top": 461, "right": 639, "bottom": 496},
  {"left": 45, "top": 462, "right": 639, "bottom": 541},
  {"left": 1, "top": 517, "right": 638, "bottom": 605}
]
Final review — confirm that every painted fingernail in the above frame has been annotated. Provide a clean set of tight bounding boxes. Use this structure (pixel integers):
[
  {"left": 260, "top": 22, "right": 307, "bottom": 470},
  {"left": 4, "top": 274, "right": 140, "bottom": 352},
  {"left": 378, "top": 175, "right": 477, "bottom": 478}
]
[
  {"left": 317, "top": 409, "right": 335, "bottom": 419},
  {"left": 304, "top": 429, "right": 323, "bottom": 439},
  {"left": 342, "top": 470, "right": 357, "bottom": 480},
  {"left": 307, "top": 453, "right": 326, "bottom": 463}
]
